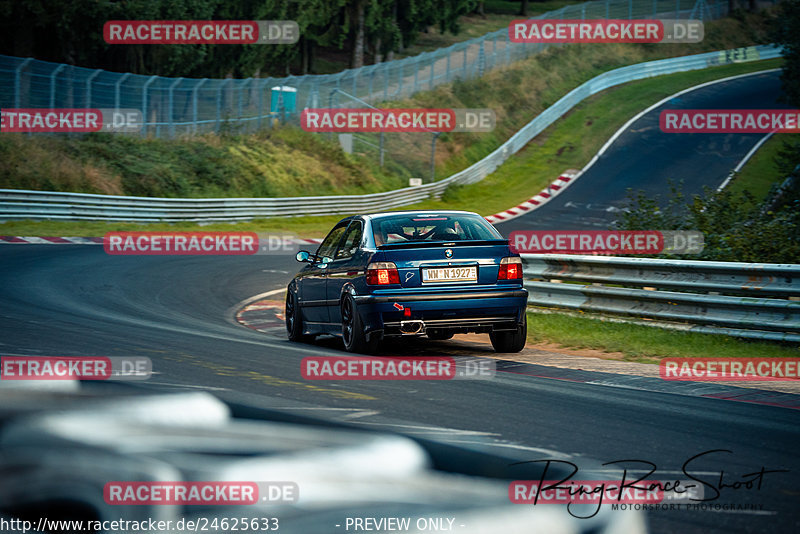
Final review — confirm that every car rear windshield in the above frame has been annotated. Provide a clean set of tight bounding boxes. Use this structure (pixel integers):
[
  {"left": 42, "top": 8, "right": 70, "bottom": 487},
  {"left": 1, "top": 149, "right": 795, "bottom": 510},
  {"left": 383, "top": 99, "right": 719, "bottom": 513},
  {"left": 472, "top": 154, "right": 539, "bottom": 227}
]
[{"left": 372, "top": 213, "right": 501, "bottom": 246}]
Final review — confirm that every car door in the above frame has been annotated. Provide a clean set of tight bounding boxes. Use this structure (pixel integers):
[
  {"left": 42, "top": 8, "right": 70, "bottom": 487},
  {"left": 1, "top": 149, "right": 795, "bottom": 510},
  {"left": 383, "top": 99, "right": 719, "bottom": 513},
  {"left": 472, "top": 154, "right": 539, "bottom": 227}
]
[
  {"left": 300, "top": 222, "right": 348, "bottom": 324},
  {"left": 325, "top": 220, "right": 365, "bottom": 325}
]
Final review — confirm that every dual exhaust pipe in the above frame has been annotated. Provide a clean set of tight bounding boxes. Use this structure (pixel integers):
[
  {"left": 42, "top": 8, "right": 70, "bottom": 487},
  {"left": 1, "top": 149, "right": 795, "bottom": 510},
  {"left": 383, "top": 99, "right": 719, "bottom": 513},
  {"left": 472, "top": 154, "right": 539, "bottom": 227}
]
[{"left": 399, "top": 320, "right": 426, "bottom": 335}]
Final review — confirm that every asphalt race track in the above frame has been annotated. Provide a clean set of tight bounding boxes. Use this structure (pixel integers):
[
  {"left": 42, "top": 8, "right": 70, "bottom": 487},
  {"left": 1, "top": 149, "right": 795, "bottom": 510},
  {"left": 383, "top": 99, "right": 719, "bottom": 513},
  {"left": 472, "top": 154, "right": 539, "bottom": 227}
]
[
  {"left": 496, "top": 69, "right": 788, "bottom": 232},
  {"left": 2, "top": 66, "right": 799, "bottom": 534},
  {"left": 1, "top": 245, "right": 798, "bottom": 533}
]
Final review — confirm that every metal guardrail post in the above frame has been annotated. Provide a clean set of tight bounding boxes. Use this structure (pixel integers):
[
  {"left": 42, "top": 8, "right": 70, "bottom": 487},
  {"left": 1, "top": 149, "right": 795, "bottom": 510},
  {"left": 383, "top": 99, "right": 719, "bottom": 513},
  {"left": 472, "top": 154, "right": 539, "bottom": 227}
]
[
  {"left": 379, "top": 131, "right": 385, "bottom": 167},
  {"left": 260, "top": 78, "right": 272, "bottom": 129},
  {"left": 397, "top": 62, "right": 404, "bottom": 96},
  {"left": 114, "top": 73, "right": 131, "bottom": 113},
  {"left": 383, "top": 62, "right": 390, "bottom": 100},
  {"left": 239, "top": 78, "right": 253, "bottom": 131},
  {"left": 192, "top": 78, "right": 208, "bottom": 134},
  {"left": 49, "top": 64, "right": 66, "bottom": 109},
  {"left": 141, "top": 75, "right": 158, "bottom": 137},
  {"left": 478, "top": 42, "right": 485, "bottom": 77},
  {"left": 216, "top": 78, "right": 231, "bottom": 134},
  {"left": 328, "top": 88, "right": 337, "bottom": 142},
  {"left": 168, "top": 77, "right": 183, "bottom": 138},
  {"left": 369, "top": 68, "right": 375, "bottom": 99},
  {"left": 430, "top": 132, "right": 440, "bottom": 183},
  {"left": 277, "top": 84, "right": 285, "bottom": 123},
  {"left": 85, "top": 69, "right": 101, "bottom": 108},
  {"left": 14, "top": 58, "right": 33, "bottom": 108}
]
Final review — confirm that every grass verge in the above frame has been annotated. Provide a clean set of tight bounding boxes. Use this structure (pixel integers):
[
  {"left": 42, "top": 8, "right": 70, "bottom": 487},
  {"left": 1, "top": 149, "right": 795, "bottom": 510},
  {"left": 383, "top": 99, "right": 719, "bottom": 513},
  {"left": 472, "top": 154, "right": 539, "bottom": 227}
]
[
  {"left": 1, "top": 58, "right": 782, "bottom": 238},
  {"left": 409, "top": 57, "right": 783, "bottom": 215},
  {"left": 525, "top": 310, "right": 799, "bottom": 363},
  {"left": 728, "top": 133, "right": 796, "bottom": 200}
]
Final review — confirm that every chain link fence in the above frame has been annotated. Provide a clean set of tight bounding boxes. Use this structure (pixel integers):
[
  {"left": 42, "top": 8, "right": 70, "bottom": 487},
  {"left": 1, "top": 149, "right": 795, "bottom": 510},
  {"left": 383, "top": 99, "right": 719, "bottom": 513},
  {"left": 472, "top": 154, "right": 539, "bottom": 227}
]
[{"left": 1, "top": 0, "right": 749, "bottom": 141}]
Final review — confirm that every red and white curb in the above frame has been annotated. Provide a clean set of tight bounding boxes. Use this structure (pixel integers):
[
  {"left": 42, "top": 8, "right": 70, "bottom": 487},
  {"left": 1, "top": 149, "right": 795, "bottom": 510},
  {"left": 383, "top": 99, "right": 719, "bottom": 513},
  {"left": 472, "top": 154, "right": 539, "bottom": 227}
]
[
  {"left": 0, "top": 236, "right": 104, "bottom": 244},
  {"left": 0, "top": 236, "right": 324, "bottom": 245},
  {"left": 485, "top": 170, "right": 580, "bottom": 225},
  {"left": 237, "top": 298, "right": 287, "bottom": 333}
]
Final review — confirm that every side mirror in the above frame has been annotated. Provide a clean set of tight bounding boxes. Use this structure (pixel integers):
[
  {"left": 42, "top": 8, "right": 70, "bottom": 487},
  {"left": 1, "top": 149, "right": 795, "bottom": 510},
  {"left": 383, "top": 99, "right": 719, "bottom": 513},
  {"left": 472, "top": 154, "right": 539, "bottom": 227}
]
[{"left": 296, "top": 250, "right": 310, "bottom": 263}]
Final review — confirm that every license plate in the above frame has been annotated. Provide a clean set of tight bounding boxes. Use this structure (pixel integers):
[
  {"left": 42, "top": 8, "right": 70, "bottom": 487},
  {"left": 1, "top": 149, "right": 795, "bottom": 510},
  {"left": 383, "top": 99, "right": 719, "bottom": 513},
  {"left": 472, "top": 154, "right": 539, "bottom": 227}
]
[{"left": 422, "top": 266, "right": 477, "bottom": 283}]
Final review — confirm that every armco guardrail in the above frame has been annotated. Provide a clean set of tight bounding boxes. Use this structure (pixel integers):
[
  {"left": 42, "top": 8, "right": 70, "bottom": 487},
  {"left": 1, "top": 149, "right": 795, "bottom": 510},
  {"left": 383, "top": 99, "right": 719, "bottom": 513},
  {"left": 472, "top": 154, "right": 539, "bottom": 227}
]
[
  {"left": 0, "top": 45, "right": 782, "bottom": 222},
  {"left": 0, "top": 0, "right": 749, "bottom": 138},
  {"left": 522, "top": 254, "right": 800, "bottom": 342}
]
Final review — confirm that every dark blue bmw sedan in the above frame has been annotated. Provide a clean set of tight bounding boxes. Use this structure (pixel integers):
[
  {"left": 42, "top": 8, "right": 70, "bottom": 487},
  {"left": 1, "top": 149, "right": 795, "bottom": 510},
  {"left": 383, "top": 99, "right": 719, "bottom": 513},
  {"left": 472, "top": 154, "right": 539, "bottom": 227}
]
[{"left": 285, "top": 210, "right": 529, "bottom": 354}]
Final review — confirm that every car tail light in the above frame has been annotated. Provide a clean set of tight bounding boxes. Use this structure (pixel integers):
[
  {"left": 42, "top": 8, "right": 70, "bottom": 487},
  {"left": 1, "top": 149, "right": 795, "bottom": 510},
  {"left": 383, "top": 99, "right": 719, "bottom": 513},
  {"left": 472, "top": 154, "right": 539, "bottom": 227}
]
[
  {"left": 367, "top": 262, "right": 400, "bottom": 285},
  {"left": 498, "top": 256, "right": 523, "bottom": 280}
]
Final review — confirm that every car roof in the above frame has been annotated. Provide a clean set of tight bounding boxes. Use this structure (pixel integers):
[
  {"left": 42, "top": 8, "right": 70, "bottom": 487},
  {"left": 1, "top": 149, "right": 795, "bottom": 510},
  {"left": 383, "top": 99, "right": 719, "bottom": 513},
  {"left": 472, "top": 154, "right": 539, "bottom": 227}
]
[{"left": 361, "top": 210, "right": 480, "bottom": 221}]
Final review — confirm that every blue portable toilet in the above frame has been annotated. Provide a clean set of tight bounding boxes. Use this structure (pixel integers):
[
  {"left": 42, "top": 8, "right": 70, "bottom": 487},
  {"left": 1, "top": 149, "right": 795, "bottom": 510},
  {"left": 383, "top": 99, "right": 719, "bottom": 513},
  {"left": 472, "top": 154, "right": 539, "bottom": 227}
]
[{"left": 270, "top": 86, "right": 297, "bottom": 116}]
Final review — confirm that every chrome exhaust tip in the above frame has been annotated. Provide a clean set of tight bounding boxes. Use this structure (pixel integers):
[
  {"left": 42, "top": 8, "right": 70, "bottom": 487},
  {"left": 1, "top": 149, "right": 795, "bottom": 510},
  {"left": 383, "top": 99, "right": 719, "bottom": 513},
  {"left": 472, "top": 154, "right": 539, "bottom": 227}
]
[{"left": 399, "top": 320, "right": 426, "bottom": 335}]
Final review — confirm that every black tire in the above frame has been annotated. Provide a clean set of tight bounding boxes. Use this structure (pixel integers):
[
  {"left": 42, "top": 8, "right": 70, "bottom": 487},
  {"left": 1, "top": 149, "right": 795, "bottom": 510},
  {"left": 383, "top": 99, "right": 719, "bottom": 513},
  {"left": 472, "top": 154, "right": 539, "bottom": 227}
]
[
  {"left": 427, "top": 329, "right": 454, "bottom": 341},
  {"left": 341, "top": 295, "right": 380, "bottom": 354},
  {"left": 489, "top": 318, "right": 527, "bottom": 353},
  {"left": 285, "top": 291, "right": 308, "bottom": 342}
]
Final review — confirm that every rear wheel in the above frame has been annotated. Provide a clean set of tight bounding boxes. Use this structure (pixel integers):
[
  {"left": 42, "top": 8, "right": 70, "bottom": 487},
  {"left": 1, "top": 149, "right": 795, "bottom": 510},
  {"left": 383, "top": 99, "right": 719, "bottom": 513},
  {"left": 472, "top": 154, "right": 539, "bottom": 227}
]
[
  {"left": 341, "top": 295, "right": 380, "bottom": 354},
  {"left": 285, "top": 291, "right": 309, "bottom": 342},
  {"left": 427, "top": 329, "right": 454, "bottom": 341},
  {"left": 489, "top": 318, "right": 527, "bottom": 353}
]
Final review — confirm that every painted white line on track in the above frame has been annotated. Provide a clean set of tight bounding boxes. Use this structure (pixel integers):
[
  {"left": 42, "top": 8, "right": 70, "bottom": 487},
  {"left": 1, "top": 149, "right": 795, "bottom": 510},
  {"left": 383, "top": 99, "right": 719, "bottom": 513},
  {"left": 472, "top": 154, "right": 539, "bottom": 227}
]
[
  {"left": 490, "top": 69, "right": 780, "bottom": 226},
  {"left": 585, "top": 69, "right": 782, "bottom": 176},
  {"left": 718, "top": 131, "right": 775, "bottom": 191}
]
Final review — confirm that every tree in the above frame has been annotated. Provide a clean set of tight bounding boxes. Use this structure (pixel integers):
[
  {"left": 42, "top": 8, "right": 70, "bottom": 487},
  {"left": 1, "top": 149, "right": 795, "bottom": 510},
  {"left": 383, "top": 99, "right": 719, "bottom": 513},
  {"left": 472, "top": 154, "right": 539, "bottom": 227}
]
[
  {"left": 519, "top": 0, "right": 529, "bottom": 17},
  {"left": 772, "top": 0, "right": 800, "bottom": 108},
  {"left": 617, "top": 185, "right": 800, "bottom": 263}
]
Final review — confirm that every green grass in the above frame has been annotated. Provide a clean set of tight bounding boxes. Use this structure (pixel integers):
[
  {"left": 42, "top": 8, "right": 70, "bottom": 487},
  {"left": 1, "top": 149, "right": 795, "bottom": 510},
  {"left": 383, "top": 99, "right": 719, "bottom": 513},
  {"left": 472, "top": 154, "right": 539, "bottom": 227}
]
[
  {"left": 0, "top": 127, "right": 409, "bottom": 199},
  {"left": 525, "top": 311, "right": 800, "bottom": 363},
  {"left": 0, "top": 216, "right": 346, "bottom": 239},
  {"left": 728, "top": 133, "right": 795, "bottom": 201},
  {"left": 397, "top": 57, "right": 783, "bottom": 215},
  {"left": 2, "top": 57, "right": 782, "bottom": 238}
]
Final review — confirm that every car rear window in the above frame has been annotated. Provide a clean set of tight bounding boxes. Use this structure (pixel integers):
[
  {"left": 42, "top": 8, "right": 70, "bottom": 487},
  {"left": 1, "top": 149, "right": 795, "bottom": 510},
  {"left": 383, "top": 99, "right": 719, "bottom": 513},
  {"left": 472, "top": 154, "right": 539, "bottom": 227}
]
[{"left": 372, "top": 214, "right": 500, "bottom": 246}]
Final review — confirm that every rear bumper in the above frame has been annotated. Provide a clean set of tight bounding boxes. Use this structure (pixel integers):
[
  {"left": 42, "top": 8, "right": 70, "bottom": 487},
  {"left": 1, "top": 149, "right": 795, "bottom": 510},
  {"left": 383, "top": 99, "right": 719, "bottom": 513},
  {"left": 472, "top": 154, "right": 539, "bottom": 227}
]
[
  {"left": 355, "top": 288, "right": 528, "bottom": 304},
  {"left": 354, "top": 287, "right": 528, "bottom": 338}
]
